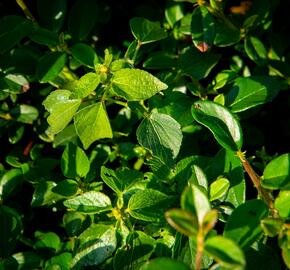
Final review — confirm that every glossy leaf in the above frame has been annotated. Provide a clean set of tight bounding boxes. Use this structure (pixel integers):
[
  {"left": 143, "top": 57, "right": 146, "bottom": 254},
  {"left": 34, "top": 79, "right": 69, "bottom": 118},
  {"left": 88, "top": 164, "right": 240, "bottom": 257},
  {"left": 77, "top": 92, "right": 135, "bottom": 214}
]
[
  {"left": 72, "top": 224, "right": 116, "bottom": 268},
  {"left": 74, "top": 102, "right": 113, "bottom": 149},
  {"left": 65, "top": 72, "right": 100, "bottom": 98},
  {"left": 70, "top": 43, "right": 98, "bottom": 68},
  {"left": 210, "top": 178, "right": 230, "bottom": 201},
  {"left": 274, "top": 191, "right": 290, "bottom": 218},
  {"left": 29, "top": 27, "right": 59, "bottom": 46},
  {"left": 140, "top": 258, "right": 190, "bottom": 270},
  {"left": 34, "top": 231, "right": 60, "bottom": 252},
  {"left": 36, "top": 52, "right": 67, "bottom": 83},
  {"left": 192, "top": 100, "right": 243, "bottom": 152},
  {"left": 128, "top": 189, "right": 172, "bottom": 222},
  {"left": 224, "top": 200, "right": 268, "bottom": 249},
  {"left": 112, "top": 68, "right": 167, "bottom": 101},
  {"left": 137, "top": 112, "right": 182, "bottom": 164},
  {"left": 225, "top": 76, "right": 281, "bottom": 113},
  {"left": 165, "top": 208, "right": 198, "bottom": 237},
  {"left": 245, "top": 36, "right": 267, "bottom": 65},
  {"left": 10, "top": 104, "right": 39, "bottom": 124},
  {"left": 204, "top": 236, "right": 245, "bottom": 270},
  {"left": 165, "top": 2, "right": 184, "bottom": 27},
  {"left": 0, "top": 252, "right": 42, "bottom": 270},
  {"left": 0, "top": 168, "right": 23, "bottom": 201},
  {"left": 130, "top": 17, "right": 167, "bottom": 44},
  {"left": 262, "top": 153, "right": 290, "bottom": 190},
  {"left": 45, "top": 252, "right": 72, "bottom": 270},
  {"left": 52, "top": 179, "right": 79, "bottom": 197},
  {"left": 191, "top": 6, "right": 215, "bottom": 49},
  {"left": 63, "top": 191, "right": 111, "bottom": 213}
]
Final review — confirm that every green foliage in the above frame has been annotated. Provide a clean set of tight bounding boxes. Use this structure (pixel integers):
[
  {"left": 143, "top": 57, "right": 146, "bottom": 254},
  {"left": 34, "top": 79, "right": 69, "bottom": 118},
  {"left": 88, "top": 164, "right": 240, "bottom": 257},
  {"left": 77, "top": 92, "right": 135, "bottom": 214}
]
[{"left": 1, "top": 0, "right": 290, "bottom": 269}]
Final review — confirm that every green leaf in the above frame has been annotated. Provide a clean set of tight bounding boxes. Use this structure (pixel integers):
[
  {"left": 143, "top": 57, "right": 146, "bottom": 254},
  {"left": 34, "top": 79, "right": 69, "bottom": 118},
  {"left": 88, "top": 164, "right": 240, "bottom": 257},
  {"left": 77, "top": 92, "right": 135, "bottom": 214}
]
[
  {"left": 63, "top": 212, "right": 90, "bottom": 237},
  {"left": 63, "top": 191, "right": 112, "bottom": 213},
  {"left": 165, "top": 208, "right": 198, "bottom": 237},
  {"left": 143, "top": 51, "right": 177, "bottom": 70},
  {"left": 140, "top": 258, "right": 190, "bottom": 270},
  {"left": 191, "top": 100, "right": 243, "bottom": 152},
  {"left": 113, "top": 231, "right": 155, "bottom": 270},
  {"left": 0, "top": 16, "right": 33, "bottom": 54},
  {"left": 210, "top": 178, "right": 230, "bottom": 201},
  {"left": 37, "top": 0, "right": 67, "bottom": 32},
  {"left": 261, "top": 217, "right": 283, "bottom": 237},
  {"left": 70, "top": 43, "right": 98, "bottom": 68},
  {"left": 1, "top": 252, "right": 42, "bottom": 270},
  {"left": 53, "top": 124, "right": 78, "bottom": 148},
  {"left": 34, "top": 231, "right": 60, "bottom": 252},
  {"left": 45, "top": 252, "right": 72, "bottom": 270},
  {"left": 29, "top": 27, "right": 59, "bottom": 46},
  {"left": 244, "top": 36, "right": 267, "bottom": 65},
  {"left": 130, "top": 17, "right": 167, "bottom": 44},
  {"left": 190, "top": 165, "right": 208, "bottom": 190},
  {"left": 191, "top": 6, "right": 215, "bottom": 49},
  {"left": 224, "top": 199, "right": 268, "bottom": 249},
  {"left": 74, "top": 102, "right": 113, "bottom": 149},
  {"left": 165, "top": 2, "right": 184, "bottom": 28},
  {"left": 111, "top": 68, "right": 167, "bottom": 101},
  {"left": 100, "top": 166, "right": 143, "bottom": 194},
  {"left": 127, "top": 189, "right": 173, "bottom": 222},
  {"left": 181, "top": 183, "right": 211, "bottom": 224},
  {"left": 225, "top": 76, "right": 281, "bottom": 113},
  {"left": 52, "top": 179, "right": 79, "bottom": 197},
  {"left": 0, "top": 168, "right": 23, "bottom": 201},
  {"left": 262, "top": 153, "right": 290, "bottom": 190},
  {"left": 214, "top": 21, "right": 240, "bottom": 47},
  {"left": 68, "top": 0, "right": 98, "bottom": 40},
  {"left": 65, "top": 72, "right": 100, "bottom": 99},
  {"left": 0, "top": 206, "right": 22, "bottom": 257},
  {"left": 36, "top": 52, "right": 67, "bottom": 83},
  {"left": 204, "top": 236, "right": 245, "bottom": 270},
  {"left": 179, "top": 47, "right": 221, "bottom": 79},
  {"left": 274, "top": 191, "right": 290, "bottom": 218},
  {"left": 72, "top": 224, "right": 116, "bottom": 268},
  {"left": 10, "top": 104, "right": 39, "bottom": 124}
]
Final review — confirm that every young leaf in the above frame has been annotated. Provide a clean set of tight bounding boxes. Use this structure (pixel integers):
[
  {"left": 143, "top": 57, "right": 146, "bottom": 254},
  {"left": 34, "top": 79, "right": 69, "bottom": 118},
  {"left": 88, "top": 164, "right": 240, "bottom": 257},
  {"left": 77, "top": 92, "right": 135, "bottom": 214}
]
[
  {"left": 274, "top": 191, "right": 290, "bottom": 218},
  {"left": 262, "top": 153, "right": 290, "bottom": 190},
  {"left": 191, "top": 100, "right": 243, "bottom": 152},
  {"left": 140, "top": 258, "right": 190, "bottom": 270},
  {"left": 224, "top": 199, "right": 268, "bottom": 249},
  {"left": 210, "top": 178, "right": 230, "bottom": 201},
  {"left": 111, "top": 68, "right": 167, "bottom": 101},
  {"left": 127, "top": 189, "right": 173, "bottom": 222},
  {"left": 72, "top": 224, "right": 116, "bottom": 268},
  {"left": 74, "top": 102, "right": 113, "bottom": 149},
  {"left": 129, "top": 17, "right": 167, "bottom": 44},
  {"left": 43, "top": 90, "right": 81, "bottom": 134},
  {"left": 36, "top": 52, "right": 67, "bottom": 83},
  {"left": 191, "top": 6, "right": 215, "bottom": 50},
  {"left": 63, "top": 191, "right": 112, "bottom": 213},
  {"left": 65, "top": 72, "right": 100, "bottom": 99},
  {"left": 137, "top": 112, "right": 182, "bottom": 164},
  {"left": 165, "top": 208, "right": 198, "bottom": 237},
  {"left": 70, "top": 43, "right": 98, "bottom": 68},
  {"left": 61, "top": 143, "right": 90, "bottom": 179},
  {"left": 225, "top": 76, "right": 281, "bottom": 113},
  {"left": 204, "top": 236, "right": 245, "bottom": 270}
]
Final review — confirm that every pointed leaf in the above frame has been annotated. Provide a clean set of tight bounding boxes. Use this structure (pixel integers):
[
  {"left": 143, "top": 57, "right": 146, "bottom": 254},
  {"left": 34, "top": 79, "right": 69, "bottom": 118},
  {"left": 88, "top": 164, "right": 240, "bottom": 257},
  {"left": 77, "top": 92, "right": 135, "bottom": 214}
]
[
  {"left": 63, "top": 191, "right": 112, "bottom": 213},
  {"left": 191, "top": 100, "right": 243, "bottom": 152},
  {"left": 111, "top": 68, "right": 167, "bottom": 101},
  {"left": 130, "top": 17, "right": 167, "bottom": 44},
  {"left": 210, "top": 178, "right": 230, "bottom": 201},
  {"left": 74, "top": 102, "right": 112, "bottom": 149},
  {"left": 43, "top": 90, "right": 81, "bottom": 134}
]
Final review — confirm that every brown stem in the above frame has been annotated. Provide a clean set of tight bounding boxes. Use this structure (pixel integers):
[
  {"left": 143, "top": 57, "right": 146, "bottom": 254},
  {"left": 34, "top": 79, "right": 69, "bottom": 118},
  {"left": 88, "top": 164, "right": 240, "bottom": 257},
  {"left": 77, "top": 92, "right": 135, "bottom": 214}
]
[
  {"left": 237, "top": 151, "right": 274, "bottom": 210},
  {"left": 195, "top": 229, "right": 204, "bottom": 270},
  {"left": 16, "top": 0, "right": 36, "bottom": 23}
]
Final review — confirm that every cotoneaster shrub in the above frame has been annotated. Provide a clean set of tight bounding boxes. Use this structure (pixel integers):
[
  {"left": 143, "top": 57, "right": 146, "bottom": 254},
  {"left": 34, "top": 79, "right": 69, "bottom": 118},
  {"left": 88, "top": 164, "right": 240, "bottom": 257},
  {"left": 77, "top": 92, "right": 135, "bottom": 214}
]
[{"left": 0, "top": 0, "right": 290, "bottom": 269}]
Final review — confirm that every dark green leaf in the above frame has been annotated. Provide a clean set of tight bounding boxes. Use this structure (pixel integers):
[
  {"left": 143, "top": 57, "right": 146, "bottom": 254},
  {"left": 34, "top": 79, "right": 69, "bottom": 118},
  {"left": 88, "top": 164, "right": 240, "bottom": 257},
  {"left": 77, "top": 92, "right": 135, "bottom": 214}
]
[
  {"left": 0, "top": 168, "right": 23, "bottom": 201},
  {"left": 74, "top": 102, "right": 113, "bottom": 149},
  {"left": 63, "top": 191, "right": 112, "bottom": 213},
  {"left": 29, "top": 27, "right": 59, "bottom": 46},
  {"left": 245, "top": 36, "right": 267, "bottom": 65},
  {"left": 214, "top": 21, "right": 240, "bottom": 47},
  {"left": 70, "top": 43, "right": 98, "bottom": 68},
  {"left": 140, "top": 258, "right": 190, "bottom": 270},
  {"left": 262, "top": 153, "right": 290, "bottom": 190},
  {"left": 130, "top": 17, "right": 167, "bottom": 44},
  {"left": 53, "top": 124, "right": 78, "bottom": 148},
  {"left": 52, "top": 179, "right": 79, "bottom": 197},
  {"left": 143, "top": 51, "right": 177, "bottom": 70},
  {"left": 63, "top": 211, "right": 90, "bottom": 237},
  {"left": 1, "top": 252, "right": 42, "bottom": 270},
  {"left": 191, "top": 100, "right": 243, "bottom": 152},
  {"left": 224, "top": 199, "right": 268, "bottom": 249}
]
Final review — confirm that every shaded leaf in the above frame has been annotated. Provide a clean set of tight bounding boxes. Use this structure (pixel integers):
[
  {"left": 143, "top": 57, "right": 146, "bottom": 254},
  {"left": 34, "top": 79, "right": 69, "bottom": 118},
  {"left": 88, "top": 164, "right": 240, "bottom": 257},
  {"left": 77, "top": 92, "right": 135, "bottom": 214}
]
[
  {"left": 140, "top": 258, "right": 190, "bottom": 270},
  {"left": 70, "top": 43, "right": 98, "bottom": 68}
]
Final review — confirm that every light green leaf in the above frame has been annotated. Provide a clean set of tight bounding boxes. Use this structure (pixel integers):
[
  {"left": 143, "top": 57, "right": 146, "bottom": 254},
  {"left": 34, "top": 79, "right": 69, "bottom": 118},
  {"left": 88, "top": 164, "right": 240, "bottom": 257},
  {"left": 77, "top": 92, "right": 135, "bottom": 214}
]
[
  {"left": 210, "top": 178, "right": 230, "bottom": 201},
  {"left": 128, "top": 189, "right": 173, "bottom": 222},
  {"left": 191, "top": 100, "right": 243, "bottom": 152},
  {"left": 63, "top": 191, "right": 112, "bottom": 213},
  {"left": 245, "top": 36, "right": 267, "bottom": 65},
  {"left": 225, "top": 76, "right": 281, "bottom": 113},
  {"left": 61, "top": 143, "right": 90, "bottom": 179},
  {"left": 262, "top": 153, "right": 290, "bottom": 190},
  {"left": 140, "top": 258, "right": 190, "bottom": 270},
  {"left": 74, "top": 102, "right": 113, "bottom": 149},
  {"left": 72, "top": 224, "right": 116, "bottom": 268},
  {"left": 190, "top": 165, "right": 208, "bottom": 190},
  {"left": 10, "top": 105, "right": 39, "bottom": 124},
  {"left": 137, "top": 112, "right": 182, "bottom": 164},
  {"left": 224, "top": 200, "right": 268, "bottom": 249},
  {"left": 204, "top": 236, "right": 245, "bottom": 270},
  {"left": 70, "top": 43, "right": 98, "bottom": 68},
  {"left": 130, "top": 17, "right": 167, "bottom": 44},
  {"left": 111, "top": 68, "right": 167, "bottom": 101},
  {"left": 65, "top": 72, "right": 100, "bottom": 98},
  {"left": 37, "top": 52, "right": 67, "bottom": 83},
  {"left": 34, "top": 231, "right": 60, "bottom": 252},
  {"left": 43, "top": 89, "right": 81, "bottom": 134},
  {"left": 274, "top": 191, "right": 290, "bottom": 218},
  {"left": 191, "top": 6, "right": 215, "bottom": 49},
  {"left": 165, "top": 2, "right": 184, "bottom": 28},
  {"left": 165, "top": 208, "right": 198, "bottom": 237}
]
